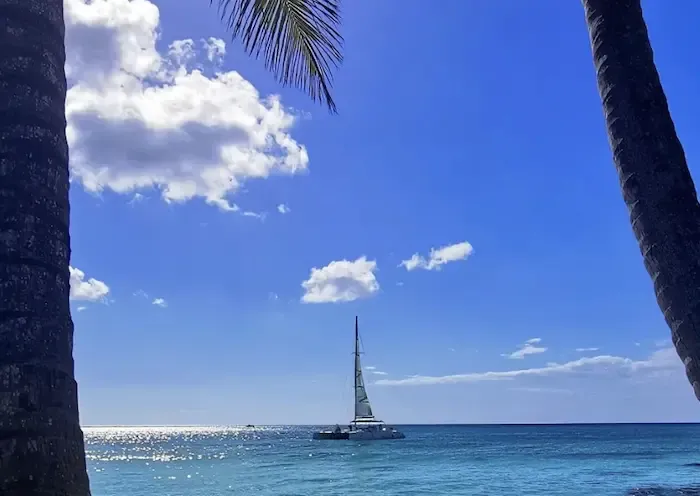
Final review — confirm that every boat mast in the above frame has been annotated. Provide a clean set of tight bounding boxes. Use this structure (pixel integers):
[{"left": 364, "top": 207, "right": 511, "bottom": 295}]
[{"left": 354, "top": 315, "right": 359, "bottom": 405}]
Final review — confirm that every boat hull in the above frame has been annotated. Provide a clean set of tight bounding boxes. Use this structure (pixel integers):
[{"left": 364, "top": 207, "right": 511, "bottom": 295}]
[
  {"left": 348, "top": 429, "right": 405, "bottom": 440},
  {"left": 312, "top": 431, "right": 350, "bottom": 440},
  {"left": 313, "top": 426, "right": 405, "bottom": 441}
]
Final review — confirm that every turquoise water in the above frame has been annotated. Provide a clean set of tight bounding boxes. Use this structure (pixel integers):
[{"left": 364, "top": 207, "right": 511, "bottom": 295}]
[{"left": 85, "top": 424, "right": 700, "bottom": 495}]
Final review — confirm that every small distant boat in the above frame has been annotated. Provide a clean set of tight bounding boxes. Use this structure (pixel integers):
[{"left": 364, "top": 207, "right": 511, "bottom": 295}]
[
  {"left": 245, "top": 424, "right": 255, "bottom": 428},
  {"left": 313, "top": 317, "right": 405, "bottom": 441}
]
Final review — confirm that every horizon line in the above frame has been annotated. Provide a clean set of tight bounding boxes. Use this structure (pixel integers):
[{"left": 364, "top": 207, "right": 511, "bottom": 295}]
[{"left": 81, "top": 421, "right": 700, "bottom": 428}]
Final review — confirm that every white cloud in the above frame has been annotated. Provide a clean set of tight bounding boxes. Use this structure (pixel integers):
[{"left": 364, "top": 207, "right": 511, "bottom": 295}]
[
  {"left": 202, "top": 37, "right": 226, "bottom": 63},
  {"left": 576, "top": 347, "right": 599, "bottom": 352},
  {"left": 152, "top": 298, "right": 167, "bottom": 308},
  {"left": 241, "top": 210, "right": 267, "bottom": 221},
  {"left": 64, "top": 0, "right": 309, "bottom": 213},
  {"left": 277, "top": 204, "right": 290, "bottom": 214},
  {"left": 301, "top": 257, "right": 379, "bottom": 304},
  {"left": 69, "top": 266, "right": 110, "bottom": 301},
  {"left": 365, "top": 366, "right": 387, "bottom": 376},
  {"left": 76, "top": 306, "right": 88, "bottom": 312},
  {"left": 133, "top": 290, "right": 149, "bottom": 299},
  {"left": 376, "top": 347, "right": 682, "bottom": 386},
  {"left": 128, "top": 193, "right": 145, "bottom": 205},
  {"left": 400, "top": 241, "right": 473, "bottom": 271},
  {"left": 503, "top": 338, "right": 547, "bottom": 360}
]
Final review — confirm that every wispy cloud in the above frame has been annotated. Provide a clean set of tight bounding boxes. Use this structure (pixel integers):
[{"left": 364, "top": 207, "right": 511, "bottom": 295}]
[
  {"left": 575, "top": 347, "right": 599, "bottom": 352},
  {"left": 399, "top": 241, "right": 473, "bottom": 271},
  {"left": 510, "top": 387, "right": 574, "bottom": 395},
  {"left": 503, "top": 338, "right": 547, "bottom": 360},
  {"left": 375, "top": 347, "right": 681, "bottom": 387},
  {"left": 365, "top": 366, "right": 388, "bottom": 376},
  {"left": 128, "top": 193, "right": 145, "bottom": 205},
  {"left": 277, "top": 204, "right": 290, "bottom": 214},
  {"left": 242, "top": 210, "right": 267, "bottom": 221}
]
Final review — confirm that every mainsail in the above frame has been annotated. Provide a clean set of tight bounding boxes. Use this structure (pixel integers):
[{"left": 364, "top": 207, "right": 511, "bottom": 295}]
[{"left": 353, "top": 316, "right": 374, "bottom": 420}]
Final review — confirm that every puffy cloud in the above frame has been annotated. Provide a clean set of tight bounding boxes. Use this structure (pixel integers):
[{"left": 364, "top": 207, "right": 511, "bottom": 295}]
[
  {"left": 301, "top": 257, "right": 379, "bottom": 303},
  {"left": 400, "top": 241, "right": 473, "bottom": 271},
  {"left": 503, "top": 338, "right": 547, "bottom": 360},
  {"left": 64, "top": 0, "right": 308, "bottom": 213},
  {"left": 277, "top": 204, "right": 291, "bottom": 214},
  {"left": 152, "top": 298, "right": 167, "bottom": 308},
  {"left": 69, "top": 266, "right": 110, "bottom": 301},
  {"left": 376, "top": 347, "right": 682, "bottom": 386}
]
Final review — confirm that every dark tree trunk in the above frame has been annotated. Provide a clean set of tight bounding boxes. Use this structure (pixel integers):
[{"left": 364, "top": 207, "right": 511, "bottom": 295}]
[
  {"left": 583, "top": 0, "right": 700, "bottom": 398},
  {"left": 0, "top": 0, "right": 91, "bottom": 494}
]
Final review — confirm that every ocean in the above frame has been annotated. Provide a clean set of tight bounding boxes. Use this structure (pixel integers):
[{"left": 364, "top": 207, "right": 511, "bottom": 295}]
[{"left": 85, "top": 424, "right": 700, "bottom": 496}]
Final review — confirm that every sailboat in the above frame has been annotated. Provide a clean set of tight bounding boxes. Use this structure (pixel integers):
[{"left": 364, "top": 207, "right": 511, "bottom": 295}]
[{"left": 313, "top": 317, "right": 405, "bottom": 441}]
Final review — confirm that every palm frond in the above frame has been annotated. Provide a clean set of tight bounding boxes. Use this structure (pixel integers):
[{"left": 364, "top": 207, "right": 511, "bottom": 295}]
[{"left": 212, "top": 0, "right": 343, "bottom": 113}]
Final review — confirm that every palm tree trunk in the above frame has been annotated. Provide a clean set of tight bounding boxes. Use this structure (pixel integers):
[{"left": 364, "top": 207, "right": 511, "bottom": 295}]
[
  {"left": 0, "top": 0, "right": 91, "bottom": 493},
  {"left": 582, "top": 0, "right": 700, "bottom": 398}
]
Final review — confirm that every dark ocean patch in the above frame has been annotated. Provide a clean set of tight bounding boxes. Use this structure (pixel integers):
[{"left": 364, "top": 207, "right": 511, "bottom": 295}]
[
  {"left": 627, "top": 486, "right": 700, "bottom": 495},
  {"left": 683, "top": 463, "right": 700, "bottom": 467},
  {"left": 598, "top": 469, "right": 640, "bottom": 477},
  {"left": 558, "top": 450, "right": 663, "bottom": 460}
]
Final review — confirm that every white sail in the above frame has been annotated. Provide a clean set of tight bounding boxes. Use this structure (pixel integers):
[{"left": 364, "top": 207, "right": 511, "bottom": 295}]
[{"left": 354, "top": 317, "right": 374, "bottom": 420}]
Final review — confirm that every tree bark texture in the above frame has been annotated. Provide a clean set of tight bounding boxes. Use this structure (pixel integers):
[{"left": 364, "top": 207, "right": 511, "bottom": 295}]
[
  {"left": 583, "top": 0, "right": 700, "bottom": 399},
  {"left": 0, "top": 0, "right": 91, "bottom": 493}
]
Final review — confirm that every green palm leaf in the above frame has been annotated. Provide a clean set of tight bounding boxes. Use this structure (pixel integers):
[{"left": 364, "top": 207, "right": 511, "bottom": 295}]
[{"left": 212, "top": 0, "right": 343, "bottom": 112}]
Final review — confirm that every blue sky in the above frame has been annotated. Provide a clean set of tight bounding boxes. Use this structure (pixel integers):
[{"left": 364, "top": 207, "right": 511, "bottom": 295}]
[{"left": 65, "top": 0, "right": 700, "bottom": 425}]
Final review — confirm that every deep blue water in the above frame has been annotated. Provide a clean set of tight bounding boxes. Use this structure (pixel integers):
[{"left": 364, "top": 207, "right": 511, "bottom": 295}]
[{"left": 85, "top": 424, "right": 700, "bottom": 495}]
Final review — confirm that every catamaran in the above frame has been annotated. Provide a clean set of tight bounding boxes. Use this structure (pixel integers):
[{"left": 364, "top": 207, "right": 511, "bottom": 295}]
[{"left": 313, "top": 317, "right": 405, "bottom": 441}]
